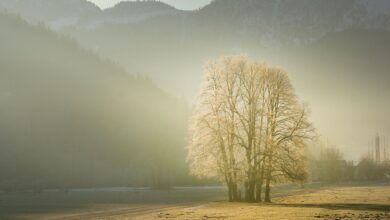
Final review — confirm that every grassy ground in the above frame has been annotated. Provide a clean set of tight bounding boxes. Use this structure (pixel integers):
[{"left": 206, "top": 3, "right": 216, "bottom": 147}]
[
  {"left": 1, "top": 185, "right": 389, "bottom": 219},
  {"left": 132, "top": 185, "right": 390, "bottom": 220}
]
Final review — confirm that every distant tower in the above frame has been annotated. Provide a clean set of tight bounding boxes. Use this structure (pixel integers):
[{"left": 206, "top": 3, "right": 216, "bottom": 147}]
[
  {"left": 375, "top": 134, "right": 380, "bottom": 163},
  {"left": 368, "top": 146, "right": 371, "bottom": 160},
  {"left": 369, "top": 141, "right": 373, "bottom": 161},
  {"left": 384, "top": 136, "right": 387, "bottom": 162}
]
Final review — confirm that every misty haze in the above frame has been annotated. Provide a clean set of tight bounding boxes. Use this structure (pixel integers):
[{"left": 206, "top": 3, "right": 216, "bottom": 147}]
[{"left": 0, "top": 0, "right": 389, "bottom": 219}]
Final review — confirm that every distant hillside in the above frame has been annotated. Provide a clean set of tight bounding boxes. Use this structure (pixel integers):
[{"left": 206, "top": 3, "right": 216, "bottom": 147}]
[
  {"left": 0, "top": 0, "right": 101, "bottom": 29},
  {"left": 0, "top": 12, "right": 188, "bottom": 190},
  {"left": 0, "top": 0, "right": 183, "bottom": 29},
  {"left": 2, "top": 0, "right": 390, "bottom": 38},
  {"left": 57, "top": 0, "right": 390, "bottom": 90},
  {"left": 83, "top": 1, "right": 182, "bottom": 28},
  {"left": 194, "top": 0, "right": 390, "bottom": 46}
]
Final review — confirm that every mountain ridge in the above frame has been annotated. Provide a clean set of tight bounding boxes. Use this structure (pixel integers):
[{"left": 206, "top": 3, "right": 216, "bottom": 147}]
[{"left": 1, "top": 0, "right": 389, "bottom": 39}]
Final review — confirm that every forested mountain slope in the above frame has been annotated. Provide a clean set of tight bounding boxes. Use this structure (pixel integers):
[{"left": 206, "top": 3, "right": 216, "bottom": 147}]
[{"left": 0, "top": 12, "right": 188, "bottom": 190}]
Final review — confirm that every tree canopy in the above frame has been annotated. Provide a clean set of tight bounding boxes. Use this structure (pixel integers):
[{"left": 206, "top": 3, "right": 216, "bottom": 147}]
[{"left": 188, "top": 55, "right": 314, "bottom": 202}]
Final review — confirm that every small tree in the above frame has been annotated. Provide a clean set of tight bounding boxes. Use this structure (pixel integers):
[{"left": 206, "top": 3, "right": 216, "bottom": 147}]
[{"left": 317, "top": 147, "right": 344, "bottom": 182}]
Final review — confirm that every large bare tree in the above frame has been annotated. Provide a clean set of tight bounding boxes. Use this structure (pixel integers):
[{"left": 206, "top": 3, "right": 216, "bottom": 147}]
[{"left": 187, "top": 55, "right": 313, "bottom": 202}]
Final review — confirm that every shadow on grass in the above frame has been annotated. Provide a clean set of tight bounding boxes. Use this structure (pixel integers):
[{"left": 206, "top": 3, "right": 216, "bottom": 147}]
[{"left": 272, "top": 203, "right": 390, "bottom": 212}]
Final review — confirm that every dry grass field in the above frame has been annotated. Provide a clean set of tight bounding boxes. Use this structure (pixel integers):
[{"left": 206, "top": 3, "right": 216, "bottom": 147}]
[
  {"left": 131, "top": 186, "right": 390, "bottom": 220},
  {"left": 1, "top": 185, "right": 389, "bottom": 219}
]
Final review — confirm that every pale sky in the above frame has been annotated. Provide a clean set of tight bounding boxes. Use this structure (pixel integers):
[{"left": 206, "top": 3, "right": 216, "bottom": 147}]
[{"left": 88, "top": 0, "right": 213, "bottom": 10}]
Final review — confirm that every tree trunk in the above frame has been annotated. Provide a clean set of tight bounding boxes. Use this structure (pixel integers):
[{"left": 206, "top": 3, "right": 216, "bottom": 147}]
[
  {"left": 244, "top": 181, "right": 248, "bottom": 201},
  {"left": 256, "top": 162, "right": 265, "bottom": 202},
  {"left": 225, "top": 175, "right": 233, "bottom": 202},
  {"left": 255, "top": 182, "right": 262, "bottom": 202},
  {"left": 227, "top": 179, "right": 239, "bottom": 202},
  {"left": 245, "top": 177, "right": 256, "bottom": 202},
  {"left": 227, "top": 182, "right": 233, "bottom": 202},
  {"left": 248, "top": 180, "right": 256, "bottom": 202},
  {"left": 232, "top": 182, "right": 239, "bottom": 201},
  {"left": 264, "top": 169, "right": 272, "bottom": 202},
  {"left": 264, "top": 181, "right": 271, "bottom": 202}
]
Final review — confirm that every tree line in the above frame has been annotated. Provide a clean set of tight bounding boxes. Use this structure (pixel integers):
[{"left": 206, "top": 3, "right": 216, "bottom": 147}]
[
  {"left": 188, "top": 55, "right": 314, "bottom": 202},
  {"left": 310, "top": 146, "right": 390, "bottom": 183}
]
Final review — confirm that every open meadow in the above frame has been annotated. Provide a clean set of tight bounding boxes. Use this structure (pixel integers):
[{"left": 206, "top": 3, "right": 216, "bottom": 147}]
[
  {"left": 1, "top": 184, "right": 389, "bottom": 219},
  {"left": 135, "top": 185, "right": 390, "bottom": 220}
]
